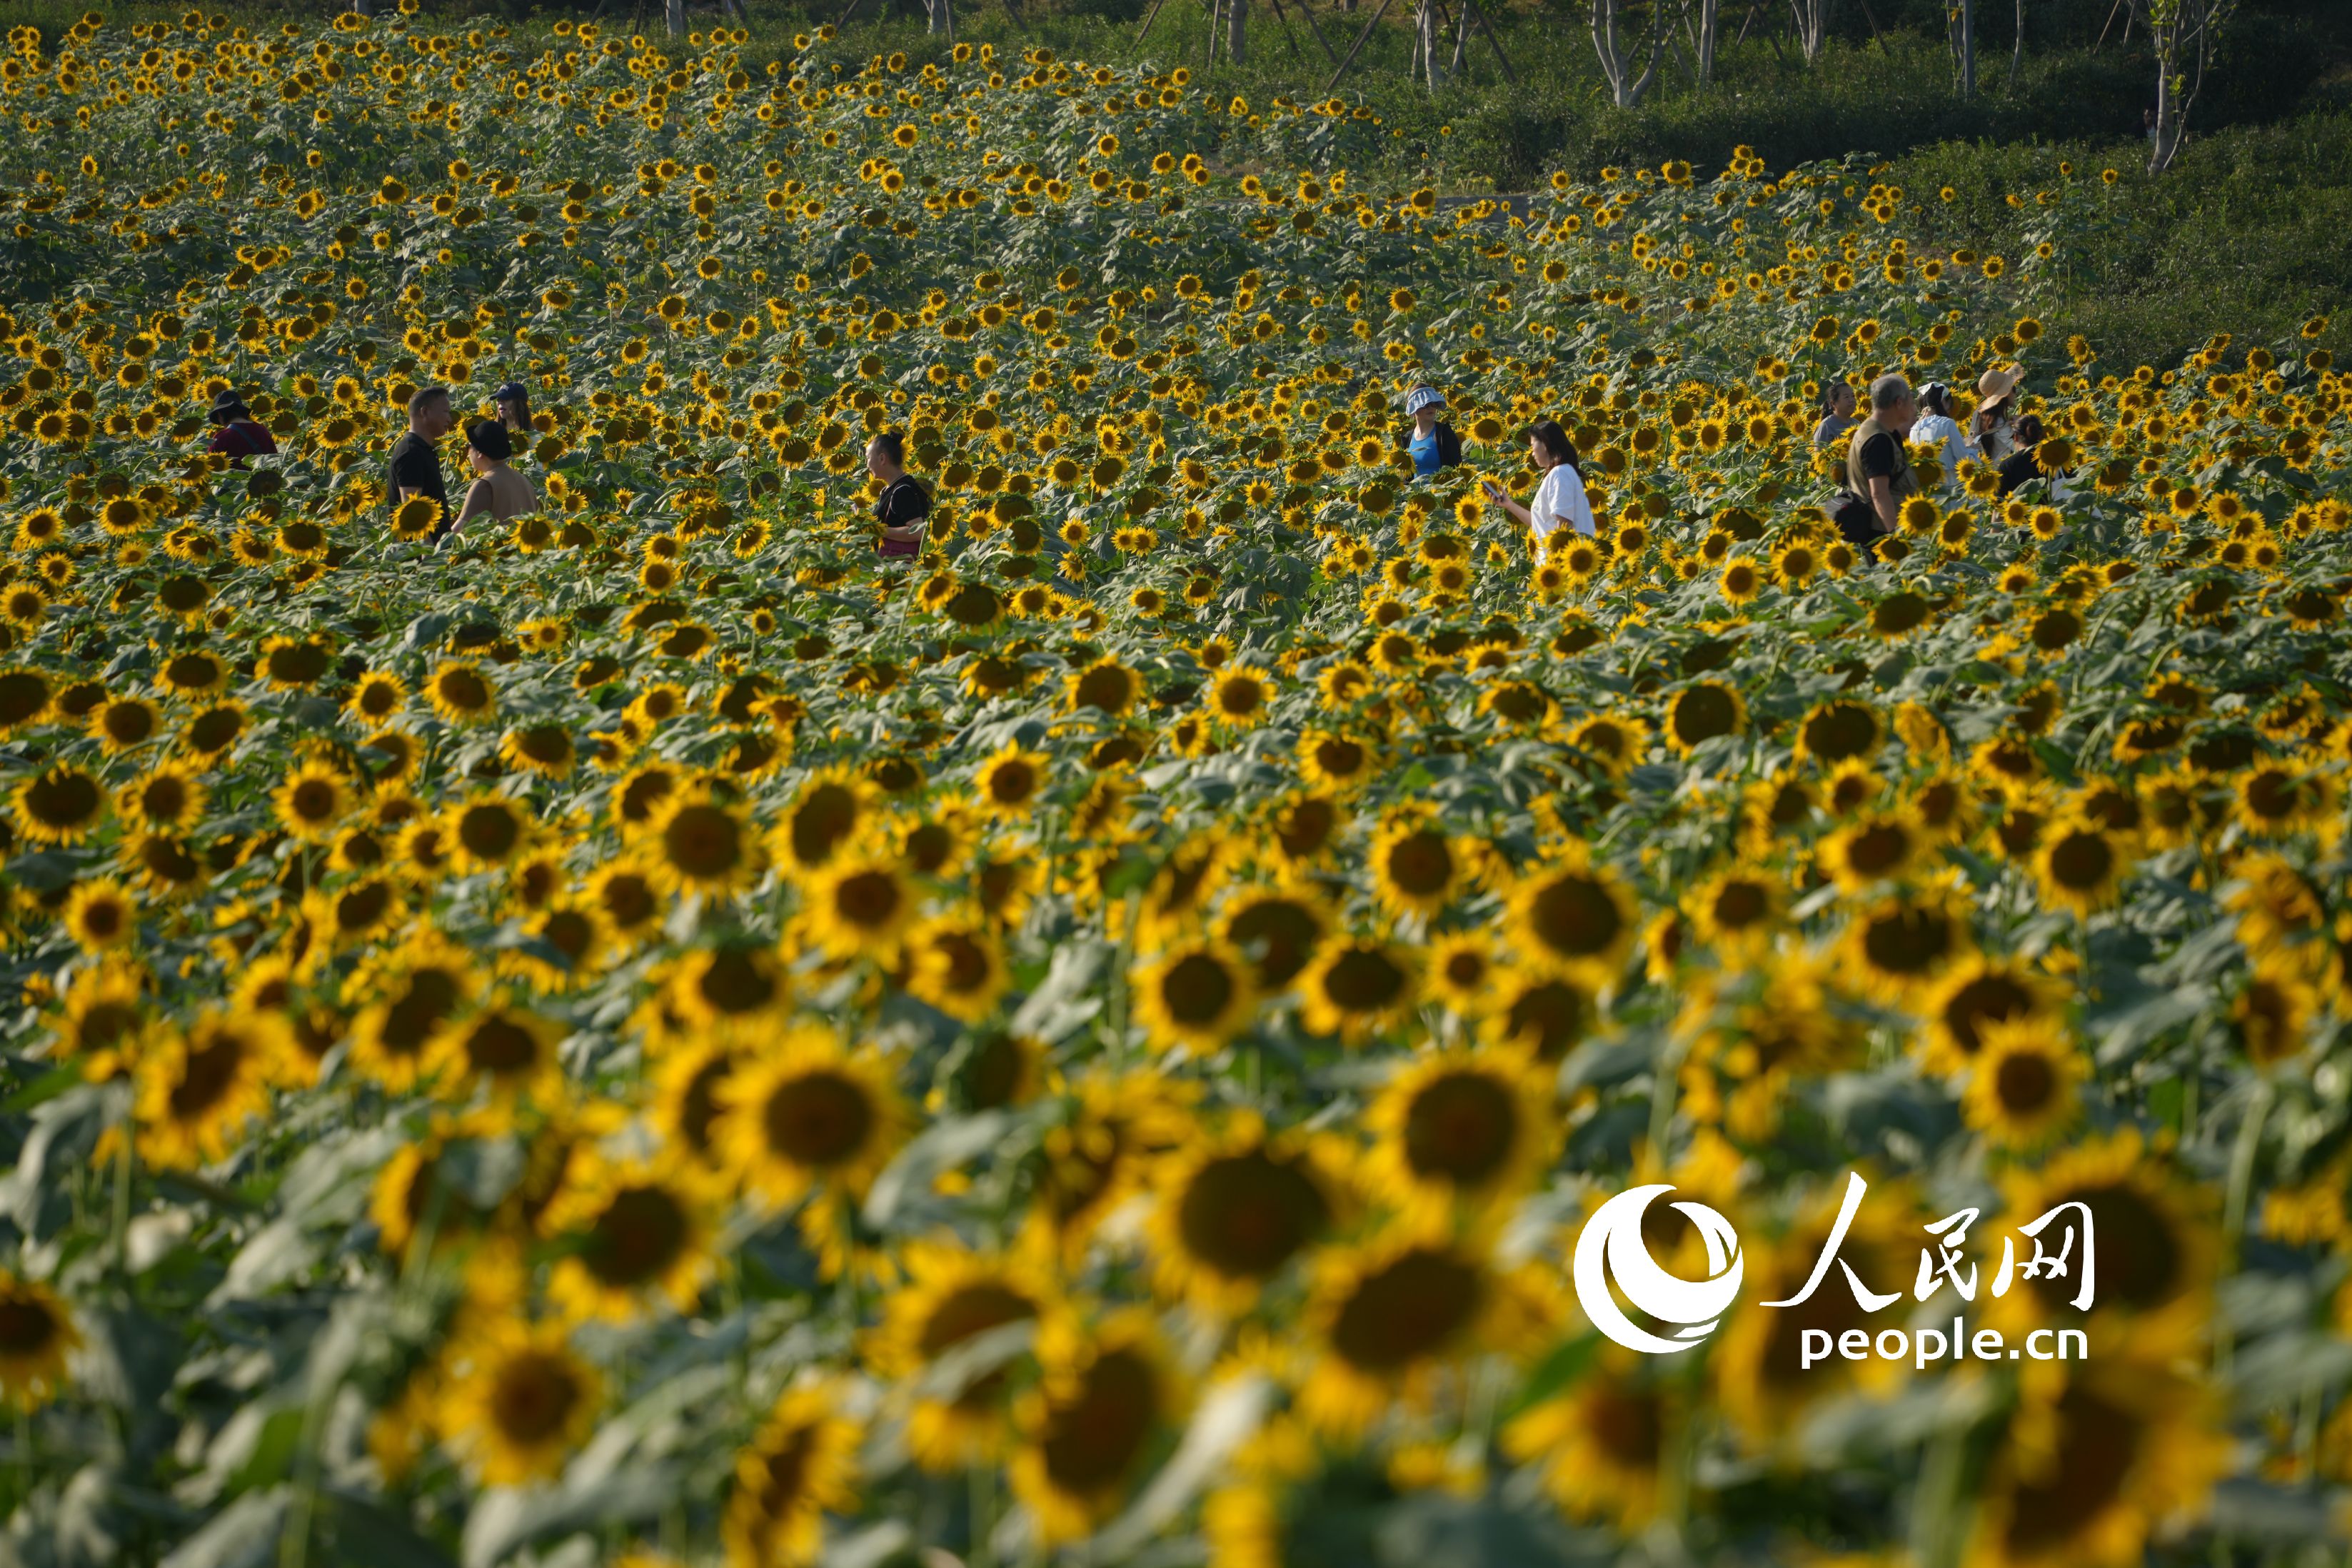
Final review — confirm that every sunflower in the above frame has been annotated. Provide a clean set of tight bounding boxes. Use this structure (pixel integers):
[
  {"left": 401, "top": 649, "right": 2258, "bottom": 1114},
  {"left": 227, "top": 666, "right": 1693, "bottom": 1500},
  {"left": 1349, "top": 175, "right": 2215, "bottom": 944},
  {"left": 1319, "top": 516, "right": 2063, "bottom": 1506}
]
[
  {"left": 1297, "top": 935, "right": 1422, "bottom": 1045},
  {"left": 1146, "top": 1117, "right": 1337, "bottom": 1315},
  {"left": 346, "top": 935, "right": 483, "bottom": 1091},
  {"left": 1297, "top": 1230, "right": 1534, "bottom": 1437},
  {"left": 1132, "top": 939, "right": 1257, "bottom": 1055},
  {"left": 135, "top": 1007, "right": 291, "bottom": 1167},
  {"left": 272, "top": 760, "right": 350, "bottom": 842},
  {"left": 1295, "top": 728, "right": 1379, "bottom": 793},
  {"left": 643, "top": 789, "right": 760, "bottom": 896},
  {"left": 438, "top": 1320, "right": 603, "bottom": 1486},
  {"left": 1066, "top": 655, "right": 1142, "bottom": 716},
  {"left": 1363, "top": 1047, "right": 1553, "bottom": 1222},
  {"left": 1664, "top": 680, "right": 1746, "bottom": 753},
  {"left": 1032, "top": 1070, "right": 1198, "bottom": 1255},
  {"left": 904, "top": 916, "right": 1010, "bottom": 1022},
  {"left": 1264, "top": 790, "right": 1349, "bottom": 869},
  {"left": 721, "top": 1384, "right": 863, "bottom": 1568},
  {"left": 1919, "top": 955, "right": 2056, "bottom": 1075},
  {"left": 0, "top": 1273, "right": 80, "bottom": 1411},
  {"left": 665, "top": 942, "right": 793, "bottom": 1029},
  {"left": 87, "top": 695, "right": 161, "bottom": 755},
  {"left": 800, "top": 854, "right": 920, "bottom": 963},
  {"left": 716, "top": 1025, "right": 907, "bottom": 1212},
  {"left": 1010, "top": 1312, "right": 1185, "bottom": 1545},
  {"left": 1709, "top": 1180, "right": 1919, "bottom": 1446},
  {"left": 1844, "top": 887, "right": 1974, "bottom": 1000},
  {"left": 426, "top": 999, "right": 564, "bottom": 1103},
  {"left": 2032, "top": 815, "right": 2133, "bottom": 917},
  {"left": 499, "top": 721, "right": 577, "bottom": 778},
  {"left": 1794, "top": 698, "right": 1883, "bottom": 764},
  {"left": 540, "top": 1154, "right": 713, "bottom": 1323},
  {"left": 426, "top": 659, "right": 498, "bottom": 725},
  {"left": 777, "top": 766, "right": 876, "bottom": 870},
  {"left": 1817, "top": 807, "right": 1926, "bottom": 892},
  {"left": 1964, "top": 1346, "right": 2227, "bottom": 1568},
  {"left": 14, "top": 763, "right": 107, "bottom": 845},
  {"left": 870, "top": 1238, "right": 1057, "bottom": 1470},
  {"left": 1505, "top": 1356, "right": 1671, "bottom": 1531},
  {"left": 1483, "top": 967, "right": 1594, "bottom": 1062},
  {"left": 1507, "top": 854, "right": 1639, "bottom": 982},
  {"left": 120, "top": 762, "right": 207, "bottom": 833},
  {"left": 973, "top": 747, "right": 1049, "bottom": 823},
  {"left": 446, "top": 792, "right": 536, "bottom": 873},
  {"left": 1962, "top": 1016, "right": 2086, "bottom": 1147},
  {"left": 1207, "top": 664, "right": 1277, "bottom": 728},
  {"left": 1682, "top": 864, "right": 1781, "bottom": 963},
  {"left": 1217, "top": 883, "right": 1333, "bottom": 994},
  {"left": 2233, "top": 964, "right": 2315, "bottom": 1066},
  {"left": 1367, "top": 813, "right": 1462, "bottom": 918}
]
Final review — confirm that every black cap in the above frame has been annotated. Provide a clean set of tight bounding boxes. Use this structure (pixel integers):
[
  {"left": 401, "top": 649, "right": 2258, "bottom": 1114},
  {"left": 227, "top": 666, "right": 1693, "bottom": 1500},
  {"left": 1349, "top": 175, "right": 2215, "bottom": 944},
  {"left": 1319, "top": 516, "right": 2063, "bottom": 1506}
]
[
  {"left": 466, "top": 420, "right": 513, "bottom": 461},
  {"left": 208, "top": 389, "right": 249, "bottom": 425},
  {"left": 493, "top": 381, "right": 529, "bottom": 403}
]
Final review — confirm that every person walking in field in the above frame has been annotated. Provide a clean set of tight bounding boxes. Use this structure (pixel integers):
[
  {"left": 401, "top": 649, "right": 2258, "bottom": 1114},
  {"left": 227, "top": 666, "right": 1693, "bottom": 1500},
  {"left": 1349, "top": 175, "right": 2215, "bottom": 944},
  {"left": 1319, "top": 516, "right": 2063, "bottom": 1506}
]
[
  {"left": 388, "top": 386, "right": 455, "bottom": 540},
  {"left": 492, "top": 380, "right": 535, "bottom": 438},
  {"left": 1974, "top": 363, "right": 2026, "bottom": 464},
  {"left": 1909, "top": 382, "right": 1971, "bottom": 491},
  {"left": 1482, "top": 420, "right": 1594, "bottom": 553},
  {"left": 869, "top": 432, "right": 930, "bottom": 559},
  {"left": 1402, "top": 383, "right": 1462, "bottom": 480},
  {"left": 1813, "top": 381, "right": 1858, "bottom": 447},
  {"left": 442, "top": 421, "right": 538, "bottom": 540},
  {"left": 204, "top": 390, "right": 277, "bottom": 467},
  {"left": 1848, "top": 374, "right": 1920, "bottom": 538}
]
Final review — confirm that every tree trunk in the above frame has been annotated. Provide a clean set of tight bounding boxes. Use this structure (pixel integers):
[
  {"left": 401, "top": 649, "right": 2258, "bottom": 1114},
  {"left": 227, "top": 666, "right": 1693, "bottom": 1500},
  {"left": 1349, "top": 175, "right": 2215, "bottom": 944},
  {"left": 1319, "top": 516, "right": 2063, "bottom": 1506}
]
[
  {"left": 2008, "top": 0, "right": 2024, "bottom": 91},
  {"left": 1592, "top": 0, "right": 1667, "bottom": 107},
  {"left": 1948, "top": 0, "right": 1975, "bottom": 98},
  {"left": 1417, "top": 0, "right": 1442, "bottom": 88},
  {"left": 665, "top": 0, "right": 685, "bottom": 34},
  {"left": 1791, "top": 0, "right": 1833, "bottom": 64},
  {"left": 1694, "top": 0, "right": 1719, "bottom": 84},
  {"left": 1228, "top": 0, "right": 1249, "bottom": 61},
  {"left": 928, "top": 0, "right": 953, "bottom": 34},
  {"left": 2149, "top": 34, "right": 2185, "bottom": 173}
]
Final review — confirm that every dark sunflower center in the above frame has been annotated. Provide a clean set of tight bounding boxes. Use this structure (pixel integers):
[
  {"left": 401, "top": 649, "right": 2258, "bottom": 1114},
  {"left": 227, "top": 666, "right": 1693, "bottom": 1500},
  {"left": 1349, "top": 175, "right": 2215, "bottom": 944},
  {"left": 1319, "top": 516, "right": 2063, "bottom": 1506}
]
[
  {"left": 1329, "top": 1249, "right": 1482, "bottom": 1371},
  {"left": 2047, "top": 831, "right": 2113, "bottom": 890},
  {"left": 664, "top": 804, "right": 742, "bottom": 878},
  {"left": 833, "top": 869, "right": 904, "bottom": 930},
  {"left": 1039, "top": 1347, "right": 1158, "bottom": 1493},
  {"left": 381, "top": 969, "right": 463, "bottom": 1055},
  {"left": 1384, "top": 830, "right": 1454, "bottom": 898},
  {"left": 1177, "top": 1150, "right": 1329, "bottom": 1277},
  {"left": 586, "top": 1185, "right": 689, "bottom": 1285},
  {"left": 0, "top": 1297, "right": 61, "bottom": 1355},
  {"left": 169, "top": 1035, "right": 243, "bottom": 1119},
  {"left": 763, "top": 1070, "right": 875, "bottom": 1167},
  {"left": 1527, "top": 873, "right": 1622, "bottom": 960},
  {"left": 491, "top": 1351, "right": 583, "bottom": 1444},
  {"left": 1404, "top": 1072, "right": 1519, "bottom": 1185},
  {"left": 1322, "top": 947, "right": 1407, "bottom": 1013},
  {"left": 465, "top": 1015, "right": 541, "bottom": 1075}
]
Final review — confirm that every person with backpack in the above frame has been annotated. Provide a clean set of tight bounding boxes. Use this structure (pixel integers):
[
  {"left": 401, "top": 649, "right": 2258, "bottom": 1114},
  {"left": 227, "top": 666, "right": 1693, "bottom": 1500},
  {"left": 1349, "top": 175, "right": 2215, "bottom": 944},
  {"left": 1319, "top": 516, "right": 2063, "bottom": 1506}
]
[
  {"left": 203, "top": 390, "right": 277, "bottom": 468},
  {"left": 1835, "top": 374, "right": 1919, "bottom": 551},
  {"left": 868, "top": 431, "right": 931, "bottom": 560},
  {"left": 1403, "top": 384, "right": 1463, "bottom": 480}
]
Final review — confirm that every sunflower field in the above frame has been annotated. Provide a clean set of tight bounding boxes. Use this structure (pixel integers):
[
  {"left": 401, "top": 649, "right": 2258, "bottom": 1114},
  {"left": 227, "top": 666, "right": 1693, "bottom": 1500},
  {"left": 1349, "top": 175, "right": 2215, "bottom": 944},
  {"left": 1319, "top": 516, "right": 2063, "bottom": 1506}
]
[{"left": 0, "top": 6, "right": 2349, "bottom": 1566}]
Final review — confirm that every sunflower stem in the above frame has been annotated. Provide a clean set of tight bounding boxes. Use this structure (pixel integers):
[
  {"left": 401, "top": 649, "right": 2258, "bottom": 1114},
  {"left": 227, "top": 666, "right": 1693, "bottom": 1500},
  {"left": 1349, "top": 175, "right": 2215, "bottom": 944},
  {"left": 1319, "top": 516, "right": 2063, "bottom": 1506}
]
[
  {"left": 109, "top": 1120, "right": 133, "bottom": 1284},
  {"left": 2216, "top": 1077, "right": 2274, "bottom": 1379},
  {"left": 960, "top": 1459, "right": 996, "bottom": 1568}
]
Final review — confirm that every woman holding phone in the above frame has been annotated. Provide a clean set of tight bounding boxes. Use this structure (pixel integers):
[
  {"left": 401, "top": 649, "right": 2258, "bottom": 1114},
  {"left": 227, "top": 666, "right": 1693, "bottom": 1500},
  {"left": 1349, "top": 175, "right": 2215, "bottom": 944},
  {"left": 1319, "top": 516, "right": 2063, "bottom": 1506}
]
[{"left": 1483, "top": 421, "right": 1594, "bottom": 553}]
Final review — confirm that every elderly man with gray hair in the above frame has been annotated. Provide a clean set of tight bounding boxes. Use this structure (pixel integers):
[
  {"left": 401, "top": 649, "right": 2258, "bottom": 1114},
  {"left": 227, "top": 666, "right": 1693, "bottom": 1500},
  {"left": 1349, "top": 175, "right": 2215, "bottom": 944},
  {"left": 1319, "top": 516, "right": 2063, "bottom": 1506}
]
[{"left": 1844, "top": 373, "right": 1919, "bottom": 540}]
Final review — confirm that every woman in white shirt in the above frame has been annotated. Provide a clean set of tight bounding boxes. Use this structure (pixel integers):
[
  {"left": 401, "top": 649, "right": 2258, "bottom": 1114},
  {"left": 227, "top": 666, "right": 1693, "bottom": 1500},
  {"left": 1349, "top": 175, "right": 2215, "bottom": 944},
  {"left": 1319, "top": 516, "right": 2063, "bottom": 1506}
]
[
  {"left": 1908, "top": 382, "right": 1970, "bottom": 493},
  {"left": 1482, "top": 420, "right": 1594, "bottom": 555}
]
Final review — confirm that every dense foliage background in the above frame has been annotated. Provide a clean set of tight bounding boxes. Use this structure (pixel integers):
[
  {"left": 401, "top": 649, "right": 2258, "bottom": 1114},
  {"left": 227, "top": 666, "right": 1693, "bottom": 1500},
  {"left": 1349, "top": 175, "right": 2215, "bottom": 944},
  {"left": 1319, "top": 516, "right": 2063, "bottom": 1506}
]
[{"left": 0, "top": 5, "right": 2348, "bottom": 1568}]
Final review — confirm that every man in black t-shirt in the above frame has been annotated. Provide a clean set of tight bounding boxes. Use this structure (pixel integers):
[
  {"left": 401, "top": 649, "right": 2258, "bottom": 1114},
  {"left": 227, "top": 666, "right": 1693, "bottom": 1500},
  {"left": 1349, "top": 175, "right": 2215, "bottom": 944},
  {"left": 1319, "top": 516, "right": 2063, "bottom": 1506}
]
[
  {"left": 386, "top": 386, "right": 455, "bottom": 539},
  {"left": 868, "top": 431, "right": 930, "bottom": 560}
]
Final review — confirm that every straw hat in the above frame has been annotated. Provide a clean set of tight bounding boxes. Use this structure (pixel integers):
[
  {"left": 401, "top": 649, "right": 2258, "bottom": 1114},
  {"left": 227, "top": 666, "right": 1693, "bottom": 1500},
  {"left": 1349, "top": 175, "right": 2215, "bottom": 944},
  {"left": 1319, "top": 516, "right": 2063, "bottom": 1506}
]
[{"left": 1976, "top": 364, "right": 2024, "bottom": 402}]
